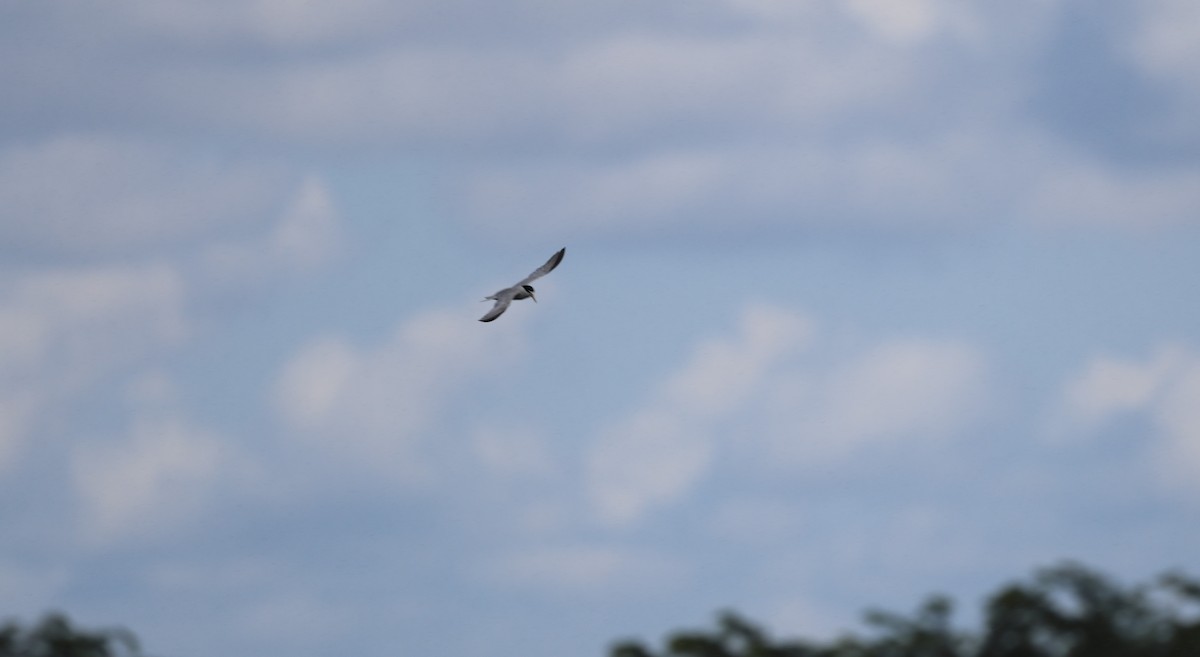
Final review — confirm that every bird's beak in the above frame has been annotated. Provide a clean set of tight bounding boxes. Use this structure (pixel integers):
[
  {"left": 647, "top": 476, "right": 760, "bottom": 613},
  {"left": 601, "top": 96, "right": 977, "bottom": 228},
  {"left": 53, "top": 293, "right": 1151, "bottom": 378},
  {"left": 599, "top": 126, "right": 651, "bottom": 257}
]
[{"left": 530, "top": 291, "right": 538, "bottom": 302}]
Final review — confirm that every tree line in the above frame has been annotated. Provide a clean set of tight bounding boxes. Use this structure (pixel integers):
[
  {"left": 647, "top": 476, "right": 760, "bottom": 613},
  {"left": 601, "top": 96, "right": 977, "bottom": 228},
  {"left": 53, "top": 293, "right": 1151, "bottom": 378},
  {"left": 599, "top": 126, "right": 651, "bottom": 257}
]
[
  {"left": 611, "top": 562, "right": 1200, "bottom": 657},
  {"left": 0, "top": 612, "right": 141, "bottom": 657},
  {"left": 4, "top": 562, "right": 1198, "bottom": 656}
]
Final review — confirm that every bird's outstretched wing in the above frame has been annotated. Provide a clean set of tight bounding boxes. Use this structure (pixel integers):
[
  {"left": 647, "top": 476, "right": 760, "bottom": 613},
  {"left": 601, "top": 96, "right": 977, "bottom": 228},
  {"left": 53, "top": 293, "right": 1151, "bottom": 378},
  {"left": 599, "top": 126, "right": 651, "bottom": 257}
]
[
  {"left": 479, "top": 296, "right": 513, "bottom": 322},
  {"left": 518, "top": 247, "right": 565, "bottom": 286}
]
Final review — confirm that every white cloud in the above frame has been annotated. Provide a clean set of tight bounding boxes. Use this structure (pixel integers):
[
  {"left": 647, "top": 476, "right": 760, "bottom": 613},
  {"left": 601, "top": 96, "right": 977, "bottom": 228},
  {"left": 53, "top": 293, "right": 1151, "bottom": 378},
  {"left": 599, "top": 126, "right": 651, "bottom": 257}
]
[
  {"left": 472, "top": 425, "right": 556, "bottom": 478},
  {"left": 587, "top": 305, "right": 812, "bottom": 526},
  {"left": 663, "top": 305, "right": 814, "bottom": 417},
  {"left": 1058, "top": 344, "right": 1184, "bottom": 429},
  {"left": 586, "top": 305, "right": 989, "bottom": 526},
  {"left": 145, "top": 47, "right": 552, "bottom": 147},
  {"left": 114, "top": 0, "right": 408, "bottom": 47},
  {"left": 467, "top": 120, "right": 1200, "bottom": 241},
  {"left": 461, "top": 134, "right": 977, "bottom": 240},
  {"left": 777, "top": 338, "right": 988, "bottom": 465},
  {"left": 0, "top": 263, "right": 186, "bottom": 387},
  {"left": 1156, "top": 363, "right": 1200, "bottom": 491},
  {"left": 197, "top": 175, "right": 345, "bottom": 289},
  {"left": 842, "top": 0, "right": 980, "bottom": 46},
  {"left": 6, "top": 3, "right": 933, "bottom": 147},
  {"left": 14, "top": 1, "right": 1197, "bottom": 240},
  {"left": 274, "top": 337, "right": 359, "bottom": 433},
  {"left": 0, "top": 134, "right": 344, "bottom": 475},
  {"left": 706, "top": 497, "right": 807, "bottom": 545},
  {"left": 766, "top": 594, "right": 855, "bottom": 640},
  {"left": 274, "top": 307, "right": 528, "bottom": 483},
  {"left": 0, "top": 136, "right": 291, "bottom": 257},
  {"left": 481, "top": 544, "right": 684, "bottom": 593},
  {"left": 1128, "top": 0, "right": 1200, "bottom": 76},
  {"left": 268, "top": 176, "right": 343, "bottom": 269},
  {"left": 1023, "top": 158, "right": 1200, "bottom": 230},
  {"left": 0, "top": 135, "right": 347, "bottom": 290},
  {"left": 556, "top": 30, "right": 917, "bottom": 141},
  {"left": 72, "top": 417, "right": 245, "bottom": 545},
  {"left": 1054, "top": 344, "right": 1200, "bottom": 495},
  {"left": 123, "top": 369, "right": 181, "bottom": 409},
  {"left": 588, "top": 410, "right": 715, "bottom": 527},
  {"left": 1125, "top": 0, "right": 1200, "bottom": 139},
  {"left": 0, "top": 263, "right": 187, "bottom": 471}
]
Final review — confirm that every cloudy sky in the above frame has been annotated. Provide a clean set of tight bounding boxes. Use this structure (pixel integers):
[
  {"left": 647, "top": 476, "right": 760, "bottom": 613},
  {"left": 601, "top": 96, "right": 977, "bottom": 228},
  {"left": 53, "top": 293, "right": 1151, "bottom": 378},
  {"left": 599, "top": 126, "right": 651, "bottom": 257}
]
[{"left": 2, "top": 0, "right": 1200, "bottom": 655}]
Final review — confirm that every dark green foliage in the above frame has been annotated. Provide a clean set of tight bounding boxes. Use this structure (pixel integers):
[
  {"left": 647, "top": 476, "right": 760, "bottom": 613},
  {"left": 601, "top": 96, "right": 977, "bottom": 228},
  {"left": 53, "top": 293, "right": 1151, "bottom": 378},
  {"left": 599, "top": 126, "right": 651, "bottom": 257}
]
[
  {"left": 860, "top": 595, "right": 969, "bottom": 657},
  {"left": 613, "top": 612, "right": 825, "bottom": 657},
  {"left": 3, "top": 563, "right": 1196, "bottom": 657},
  {"left": 0, "top": 613, "right": 142, "bottom": 657},
  {"left": 611, "top": 563, "right": 1200, "bottom": 657},
  {"left": 1157, "top": 571, "right": 1200, "bottom": 657}
]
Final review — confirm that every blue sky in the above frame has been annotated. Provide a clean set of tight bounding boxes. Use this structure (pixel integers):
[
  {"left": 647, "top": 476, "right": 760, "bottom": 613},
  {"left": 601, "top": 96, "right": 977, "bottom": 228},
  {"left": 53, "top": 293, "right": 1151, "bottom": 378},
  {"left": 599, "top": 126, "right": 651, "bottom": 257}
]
[{"left": 2, "top": 1, "right": 1200, "bottom": 655}]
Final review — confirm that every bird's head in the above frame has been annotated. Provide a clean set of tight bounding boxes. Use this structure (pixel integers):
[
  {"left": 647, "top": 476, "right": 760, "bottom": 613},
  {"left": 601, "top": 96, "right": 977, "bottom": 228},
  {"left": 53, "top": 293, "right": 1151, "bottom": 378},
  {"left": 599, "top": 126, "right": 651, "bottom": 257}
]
[{"left": 522, "top": 284, "right": 537, "bottom": 302}]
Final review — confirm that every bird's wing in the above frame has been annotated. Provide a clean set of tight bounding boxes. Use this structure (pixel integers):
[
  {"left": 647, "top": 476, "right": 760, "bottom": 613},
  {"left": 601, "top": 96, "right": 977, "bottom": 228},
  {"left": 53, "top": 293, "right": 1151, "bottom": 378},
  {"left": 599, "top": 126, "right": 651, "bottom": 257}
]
[
  {"left": 518, "top": 247, "right": 565, "bottom": 286},
  {"left": 479, "top": 295, "right": 513, "bottom": 322}
]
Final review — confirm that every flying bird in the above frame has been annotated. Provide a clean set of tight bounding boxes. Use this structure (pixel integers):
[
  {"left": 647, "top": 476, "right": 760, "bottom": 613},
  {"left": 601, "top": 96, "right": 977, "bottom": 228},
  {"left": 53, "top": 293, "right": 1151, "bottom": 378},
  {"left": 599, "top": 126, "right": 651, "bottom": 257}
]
[{"left": 479, "top": 247, "right": 566, "bottom": 322}]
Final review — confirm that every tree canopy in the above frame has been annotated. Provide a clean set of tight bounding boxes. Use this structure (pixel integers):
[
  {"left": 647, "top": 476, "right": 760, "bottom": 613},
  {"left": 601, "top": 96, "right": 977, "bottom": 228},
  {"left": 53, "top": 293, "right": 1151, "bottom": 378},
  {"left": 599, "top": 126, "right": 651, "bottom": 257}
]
[
  {"left": 0, "top": 613, "right": 142, "bottom": 657},
  {"left": 4, "top": 562, "right": 1197, "bottom": 657},
  {"left": 610, "top": 563, "right": 1200, "bottom": 657}
]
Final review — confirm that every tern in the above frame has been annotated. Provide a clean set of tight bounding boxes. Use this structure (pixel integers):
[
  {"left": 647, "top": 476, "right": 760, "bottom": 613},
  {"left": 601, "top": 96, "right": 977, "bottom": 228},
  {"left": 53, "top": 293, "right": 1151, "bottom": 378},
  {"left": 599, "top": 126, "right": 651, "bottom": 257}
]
[{"left": 479, "top": 247, "right": 566, "bottom": 322}]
